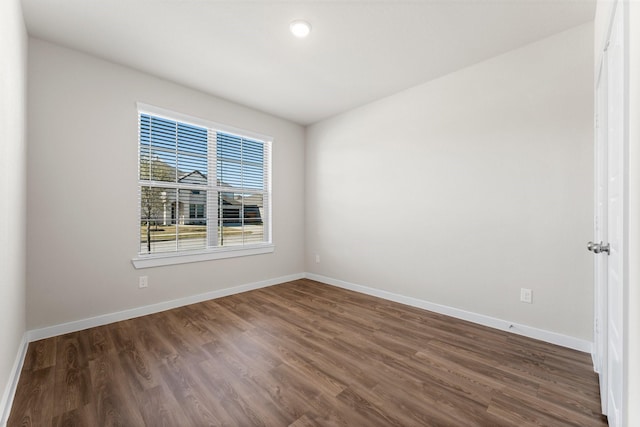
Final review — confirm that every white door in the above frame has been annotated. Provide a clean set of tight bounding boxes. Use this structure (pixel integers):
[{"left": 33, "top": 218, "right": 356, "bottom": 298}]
[
  {"left": 593, "top": 2, "right": 626, "bottom": 426},
  {"left": 605, "top": 4, "right": 625, "bottom": 424},
  {"left": 594, "top": 48, "right": 608, "bottom": 415}
]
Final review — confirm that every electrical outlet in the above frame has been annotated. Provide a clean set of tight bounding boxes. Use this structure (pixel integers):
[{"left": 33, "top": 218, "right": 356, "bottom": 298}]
[
  {"left": 139, "top": 276, "right": 148, "bottom": 289},
  {"left": 520, "top": 288, "right": 532, "bottom": 304},
  {"left": 315, "top": 254, "right": 320, "bottom": 263}
]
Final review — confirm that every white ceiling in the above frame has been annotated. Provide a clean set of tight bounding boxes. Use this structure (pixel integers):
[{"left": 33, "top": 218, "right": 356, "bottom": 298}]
[{"left": 21, "top": 0, "right": 595, "bottom": 125}]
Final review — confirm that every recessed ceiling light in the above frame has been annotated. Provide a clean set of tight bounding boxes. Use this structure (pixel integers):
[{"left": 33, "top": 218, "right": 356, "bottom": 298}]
[{"left": 290, "top": 20, "right": 311, "bottom": 38}]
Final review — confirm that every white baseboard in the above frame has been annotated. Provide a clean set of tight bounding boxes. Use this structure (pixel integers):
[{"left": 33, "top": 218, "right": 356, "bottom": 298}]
[
  {"left": 23, "top": 272, "right": 594, "bottom": 353},
  {"left": 0, "top": 333, "right": 28, "bottom": 427},
  {"left": 27, "top": 273, "right": 305, "bottom": 342},
  {"left": 305, "top": 273, "right": 593, "bottom": 353}
]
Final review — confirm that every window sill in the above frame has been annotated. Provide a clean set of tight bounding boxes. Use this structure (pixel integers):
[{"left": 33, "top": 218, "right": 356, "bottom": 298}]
[{"left": 131, "top": 244, "right": 275, "bottom": 269}]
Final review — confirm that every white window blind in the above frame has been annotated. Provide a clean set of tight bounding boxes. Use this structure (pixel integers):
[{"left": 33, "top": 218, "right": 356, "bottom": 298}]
[{"left": 137, "top": 105, "right": 272, "bottom": 259}]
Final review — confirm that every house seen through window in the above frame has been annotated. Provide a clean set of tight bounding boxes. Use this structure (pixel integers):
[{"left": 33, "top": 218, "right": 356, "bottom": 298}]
[{"left": 138, "top": 107, "right": 271, "bottom": 256}]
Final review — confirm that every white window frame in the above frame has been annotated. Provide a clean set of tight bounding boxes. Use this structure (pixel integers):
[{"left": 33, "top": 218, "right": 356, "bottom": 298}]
[{"left": 132, "top": 103, "right": 274, "bottom": 269}]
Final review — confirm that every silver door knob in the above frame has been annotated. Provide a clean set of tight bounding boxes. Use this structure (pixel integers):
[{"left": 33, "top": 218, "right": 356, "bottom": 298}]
[
  {"left": 598, "top": 243, "right": 611, "bottom": 255},
  {"left": 587, "top": 241, "right": 610, "bottom": 255}
]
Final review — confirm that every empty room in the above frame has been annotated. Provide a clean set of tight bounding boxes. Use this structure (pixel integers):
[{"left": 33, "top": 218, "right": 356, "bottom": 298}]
[{"left": 1, "top": 0, "right": 639, "bottom": 426}]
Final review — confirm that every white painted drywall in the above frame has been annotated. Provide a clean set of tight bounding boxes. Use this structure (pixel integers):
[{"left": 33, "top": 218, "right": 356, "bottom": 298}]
[
  {"left": 305, "top": 23, "right": 594, "bottom": 341},
  {"left": 0, "top": 0, "right": 27, "bottom": 418},
  {"left": 26, "top": 38, "right": 305, "bottom": 329}
]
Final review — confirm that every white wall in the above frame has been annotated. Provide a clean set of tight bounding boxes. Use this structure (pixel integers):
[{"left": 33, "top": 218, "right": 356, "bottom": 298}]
[
  {"left": 306, "top": 23, "right": 594, "bottom": 341},
  {"left": 27, "top": 38, "right": 305, "bottom": 330},
  {"left": 0, "top": 0, "right": 27, "bottom": 419}
]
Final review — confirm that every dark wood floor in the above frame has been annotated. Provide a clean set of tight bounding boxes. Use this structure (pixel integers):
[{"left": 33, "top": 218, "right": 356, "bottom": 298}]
[{"left": 9, "top": 279, "right": 608, "bottom": 426}]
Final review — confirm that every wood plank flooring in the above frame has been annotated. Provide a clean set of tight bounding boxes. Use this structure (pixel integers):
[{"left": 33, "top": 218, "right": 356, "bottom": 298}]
[{"left": 8, "top": 279, "right": 608, "bottom": 426}]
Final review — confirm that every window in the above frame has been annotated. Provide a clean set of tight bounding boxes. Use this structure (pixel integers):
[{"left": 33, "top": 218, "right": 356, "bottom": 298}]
[{"left": 134, "top": 103, "right": 273, "bottom": 268}]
